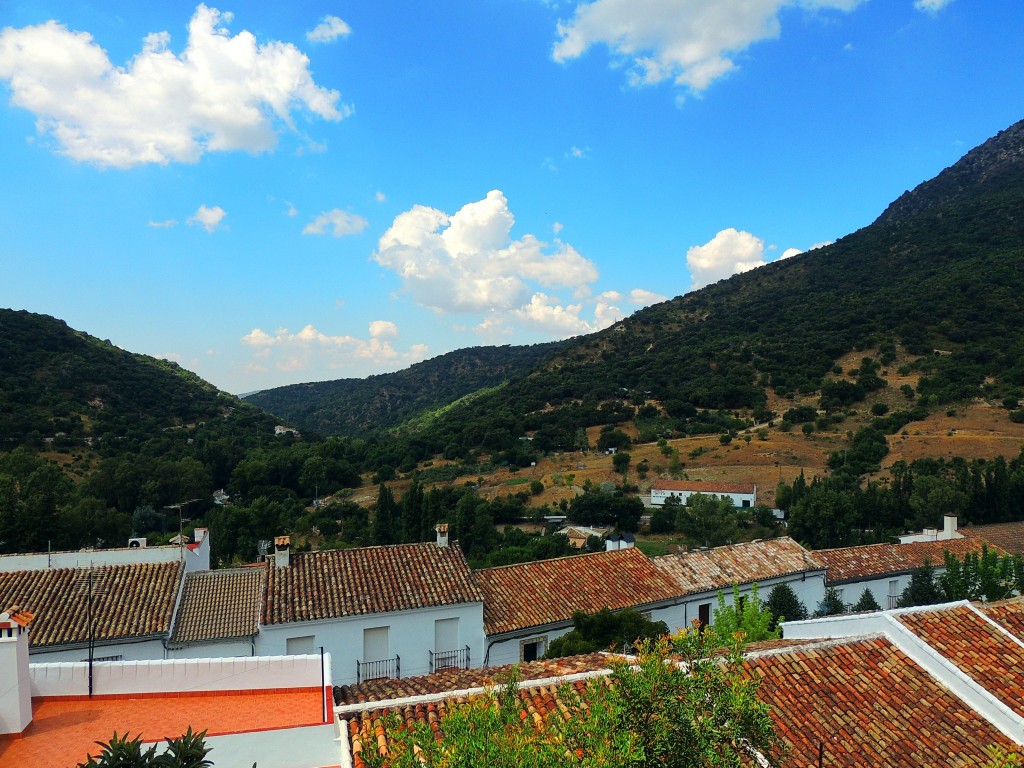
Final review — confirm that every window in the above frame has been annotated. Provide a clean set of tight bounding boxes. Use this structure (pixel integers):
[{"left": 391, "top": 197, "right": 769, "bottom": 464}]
[
  {"left": 697, "top": 602, "right": 712, "bottom": 628},
  {"left": 434, "top": 617, "right": 459, "bottom": 651},
  {"left": 363, "top": 626, "right": 389, "bottom": 661},
  {"left": 741, "top": 499, "right": 751, "bottom": 508},
  {"left": 286, "top": 635, "right": 315, "bottom": 655},
  {"left": 888, "top": 579, "right": 899, "bottom": 596},
  {"left": 520, "top": 636, "right": 547, "bottom": 662}
]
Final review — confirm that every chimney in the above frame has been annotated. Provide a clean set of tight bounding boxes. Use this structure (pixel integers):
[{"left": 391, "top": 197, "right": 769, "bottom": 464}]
[
  {"left": 194, "top": 527, "right": 208, "bottom": 544},
  {"left": 274, "top": 535, "right": 291, "bottom": 568},
  {"left": 0, "top": 606, "right": 35, "bottom": 736},
  {"left": 435, "top": 523, "right": 449, "bottom": 548},
  {"left": 943, "top": 515, "right": 959, "bottom": 540}
]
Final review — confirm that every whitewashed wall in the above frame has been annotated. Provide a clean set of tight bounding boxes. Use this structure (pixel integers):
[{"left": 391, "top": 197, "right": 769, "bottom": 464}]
[
  {"left": 29, "top": 637, "right": 167, "bottom": 663},
  {"left": 30, "top": 653, "right": 331, "bottom": 697},
  {"left": 831, "top": 575, "right": 909, "bottom": 611},
  {"left": 674, "top": 572, "right": 826, "bottom": 629},
  {"left": 0, "top": 530, "right": 210, "bottom": 573},
  {"left": 650, "top": 489, "right": 756, "bottom": 507},
  {"left": 258, "top": 602, "right": 485, "bottom": 686},
  {"left": 166, "top": 639, "right": 255, "bottom": 659}
]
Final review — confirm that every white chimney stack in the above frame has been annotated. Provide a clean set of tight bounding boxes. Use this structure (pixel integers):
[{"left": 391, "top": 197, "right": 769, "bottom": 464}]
[
  {"left": 274, "top": 535, "right": 291, "bottom": 568},
  {"left": 435, "top": 523, "right": 449, "bottom": 548},
  {"left": 0, "top": 607, "right": 34, "bottom": 736},
  {"left": 943, "top": 515, "right": 959, "bottom": 539}
]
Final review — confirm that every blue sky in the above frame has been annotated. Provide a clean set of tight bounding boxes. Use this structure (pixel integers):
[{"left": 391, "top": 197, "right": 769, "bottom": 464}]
[{"left": 1, "top": 1, "right": 1021, "bottom": 394}]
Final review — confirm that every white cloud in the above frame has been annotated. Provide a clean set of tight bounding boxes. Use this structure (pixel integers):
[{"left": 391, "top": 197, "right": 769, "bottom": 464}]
[
  {"left": 375, "top": 191, "right": 387, "bottom": 203},
  {"left": 0, "top": 5, "right": 347, "bottom": 168},
  {"left": 552, "top": 0, "right": 864, "bottom": 96},
  {"left": 188, "top": 204, "right": 226, "bottom": 232},
  {"left": 306, "top": 15, "right": 352, "bottom": 43},
  {"left": 809, "top": 240, "right": 833, "bottom": 250},
  {"left": 628, "top": 288, "right": 667, "bottom": 306},
  {"left": 373, "top": 190, "right": 600, "bottom": 315},
  {"left": 780, "top": 247, "right": 803, "bottom": 259},
  {"left": 914, "top": 0, "right": 954, "bottom": 12},
  {"left": 148, "top": 219, "right": 178, "bottom": 228},
  {"left": 241, "top": 321, "right": 416, "bottom": 374},
  {"left": 285, "top": 201, "right": 298, "bottom": 217},
  {"left": 569, "top": 145, "right": 590, "bottom": 159},
  {"left": 686, "top": 227, "right": 768, "bottom": 288},
  {"left": 553, "top": 221, "right": 563, "bottom": 234},
  {"left": 302, "top": 208, "right": 369, "bottom": 237}
]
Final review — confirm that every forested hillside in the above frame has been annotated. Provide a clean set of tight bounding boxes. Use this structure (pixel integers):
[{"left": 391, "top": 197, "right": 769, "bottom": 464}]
[{"left": 244, "top": 341, "right": 569, "bottom": 437}]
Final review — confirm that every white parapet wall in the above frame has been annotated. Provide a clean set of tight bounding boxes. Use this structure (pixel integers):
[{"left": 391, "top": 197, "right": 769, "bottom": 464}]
[{"left": 30, "top": 653, "right": 332, "bottom": 698}]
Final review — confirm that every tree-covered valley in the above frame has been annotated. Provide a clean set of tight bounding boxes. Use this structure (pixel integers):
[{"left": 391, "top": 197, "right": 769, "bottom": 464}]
[{"left": 4, "top": 118, "right": 1024, "bottom": 565}]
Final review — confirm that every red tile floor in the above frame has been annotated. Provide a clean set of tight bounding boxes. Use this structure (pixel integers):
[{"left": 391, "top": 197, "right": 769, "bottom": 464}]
[{"left": 0, "top": 688, "right": 327, "bottom": 768}]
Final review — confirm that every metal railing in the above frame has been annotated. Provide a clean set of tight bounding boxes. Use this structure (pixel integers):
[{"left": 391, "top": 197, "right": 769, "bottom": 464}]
[
  {"left": 429, "top": 645, "right": 471, "bottom": 673},
  {"left": 357, "top": 654, "right": 400, "bottom": 684},
  {"left": 888, "top": 594, "right": 900, "bottom": 609}
]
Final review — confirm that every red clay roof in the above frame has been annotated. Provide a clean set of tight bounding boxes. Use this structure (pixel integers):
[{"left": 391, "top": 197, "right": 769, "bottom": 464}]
[
  {"left": 814, "top": 538, "right": 994, "bottom": 584},
  {"left": 170, "top": 567, "right": 266, "bottom": 644},
  {"left": 976, "top": 596, "right": 1024, "bottom": 639},
  {"left": 0, "top": 561, "right": 182, "bottom": 648},
  {"left": 652, "top": 480, "right": 755, "bottom": 494},
  {"left": 335, "top": 652, "right": 616, "bottom": 706},
  {"left": 652, "top": 537, "right": 824, "bottom": 596},
  {"left": 962, "top": 521, "right": 1024, "bottom": 555},
  {"left": 475, "top": 548, "right": 682, "bottom": 636},
  {"left": 897, "top": 604, "right": 1024, "bottom": 717},
  {"left": 744, "top": 635, "right": 1017, "bottom": 765},
  {"left": 263, "top": 543, "right": 484, "bottom": 625}
]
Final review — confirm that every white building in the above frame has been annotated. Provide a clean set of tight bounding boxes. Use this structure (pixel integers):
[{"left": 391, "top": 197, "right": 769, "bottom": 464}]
[
  {"left": 814, "top": 537, "right": 994, "bottom": 610},
  {"left": 475, "top": 548, "right": 688, "bottom": 667},
  {"left": 651, "top": 537, "right": 826, "bottom": 628},
  {"left": 258, "top": 536, "right": 486, "bottom": 686},
  {"left": 649, "top": 480, "right": 756, "bottom": 508},
  {"left": 898, "top": 513, "right": 963, "bottom": 544}
]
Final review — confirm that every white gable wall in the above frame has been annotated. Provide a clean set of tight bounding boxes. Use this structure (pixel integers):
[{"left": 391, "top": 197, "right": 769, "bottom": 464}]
[
  {"left": 650, "top": 489, "right": 756, "bottom": 508},
  {"left": 258, "top": 601, "right": 485, "bottom": 686}
]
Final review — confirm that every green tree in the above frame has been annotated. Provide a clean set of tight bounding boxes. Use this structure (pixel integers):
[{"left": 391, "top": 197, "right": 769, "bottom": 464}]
[
  {"left": 545, "top": 607, "right": 668, "bottom": 658},
  {"left": 361, "top": 629, "right": 779, "bottom": 768},
  {"left": 853, "top": 588, "right": 881, "bottom": 612},
  {"left": 765, "top": 582, "right": 808, "bottom": 628},
  {"left": 815, "top": 587, "right": 846, "bottom": 617},
  {"left": 897, "top": 563, "right": 944, "bottom": 608},
  {"left": 939, "top": 544, "right": 1024, "bottom": 602},
  {"left": 612, "top": 451, "right": 631, "bottom": 477},
  {"left": 372, "top": 483, "right": 398, "bottom": 545},
  {"left": 709, "top": 584, "right": 779, "bottom": 645},
  {"left": 676, "top": 494, "right": 738, "bottom": 548}
]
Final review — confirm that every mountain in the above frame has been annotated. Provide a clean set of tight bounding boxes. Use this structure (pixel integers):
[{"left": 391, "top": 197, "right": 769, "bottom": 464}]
[
  {"left": 243, "top": 341, "right": 570, "bottom": 437},
  {"left": 0, "top": 309, "right": 275, "bottom": 442},
  {"left": 245, "top": 118, "right": 1024, "bottom": 453}
]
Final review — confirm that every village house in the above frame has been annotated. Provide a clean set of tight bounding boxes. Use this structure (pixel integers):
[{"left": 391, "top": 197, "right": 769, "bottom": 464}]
[
  {"left": 336, "top": 597, "right": 1024, "bottom": 767},
  {"left": 649, "top": 479, "right": 756, "bottom": 508},
  {"left": 651, "top": 537, "right": 826, "bottom": 628},
  {"left": 0, "top": 560, "right": 184, "bottom": 662},
  {"left": 474, "top": 547, "right": 687, "bottom": 666},
  {"left": 553, "top": 524, "right": 608, "bottom": 549},
  {"left": 814, "top": 537, "right": 992, "bottom": 610},
  {"left": 961, "top": 519, "right": 1024, "bottom": 556},
  {"left": 258, "top": 533, "right": 486, "bottom": 685}
]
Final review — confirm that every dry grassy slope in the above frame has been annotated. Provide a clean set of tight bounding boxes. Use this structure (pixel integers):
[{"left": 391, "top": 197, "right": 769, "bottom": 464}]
[{"left": 376, "top": 346, "right": 1024, "bottom": 512}]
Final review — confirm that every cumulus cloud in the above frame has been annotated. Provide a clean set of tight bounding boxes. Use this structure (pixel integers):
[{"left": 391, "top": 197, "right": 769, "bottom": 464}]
[
  {"left": 374, "top": 190, "right": 600, "bottom": 314},
  {"left": 780, "top": 247, "right": 803, "bottom": 259},
  {"left": 0, "top": 5, "right": 348, "bottom": 168},
  {"left": 552, "top": 0, "right": 863, "bottom": 96},
  {"left": 628, "top": 288, "right": 667, "bottom": 306},
  {"left": 686, "top": 228, "right": 769, "bottom": 288},
  {"left": 188, "top": 204, "right": 226, "bottom": 232},
  {"left": 302, "top": 208, "right": 369, "bottom": 237},
  {"left": 306, "top": 15, "right": 352, "bottom": 43},
  {"left": 914, "top": 0, "right": 954, "bottom": 12},
  {"left": 241, "top": 320, "right": 424, "bottom": 374}
]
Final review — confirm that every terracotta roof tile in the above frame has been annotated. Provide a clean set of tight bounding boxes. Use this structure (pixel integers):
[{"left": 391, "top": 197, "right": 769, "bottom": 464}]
[
  {"left": 897, "top": 604, "right": 1024, "bottom": 716},
  {"left": 744, "top": 635, "right": 1016, "bottom": 765},
  {"left": 263, "top": 543, "right": 483, "bottom": 625},
  {"left": 0, "top": 561, "right": 182, "bottom": 648},
  {"left": 962, "top": 521, "right": 1024, "bottom": 555},
  {"left": 815, "top": 538, "right": 994, "bottom": 584},
  {"left": 475, "top": 548, "right": 682, "bottom": 636},
  {"left": 652, "top": 480, "right": 755, "bottom": 494},
  {"left": 976, "top": 596, "right": 1024, "bottom": 639},
  {"left": 334, "top": 652, "right": 615, "bottom": 705},
  {"left": 170, "top": 567, "right": 265, "bottom": 644},
  {"left": 652, "top": 537, "right": 824, "bottom": 596}
]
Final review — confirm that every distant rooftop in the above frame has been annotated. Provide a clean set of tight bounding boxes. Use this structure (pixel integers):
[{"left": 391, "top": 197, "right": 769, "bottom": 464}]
[
  {"left": 170, "top": 567, "right": 265, "bottom": 645},
  {"left": 651, "top": 480, "right": 755, "bottom": 494},
  {"left": 814, "top": 538, "right": 994, "bottom": 584}
]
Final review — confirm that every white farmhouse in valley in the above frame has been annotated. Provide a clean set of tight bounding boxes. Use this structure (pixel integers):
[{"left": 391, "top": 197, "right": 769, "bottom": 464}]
[{"left": 650, "top": 480, "right": 756, "bottom": 508}]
